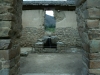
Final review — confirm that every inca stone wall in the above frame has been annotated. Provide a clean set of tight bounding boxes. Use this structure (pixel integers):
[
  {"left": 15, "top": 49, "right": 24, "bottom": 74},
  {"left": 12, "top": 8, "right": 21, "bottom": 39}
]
[
  {"left": 19, "top": 27, "right": 44, "bottom": 47},
  {"left": 76, "top": 0, "right": 100, "bottom": 75},
  {"left": 20, "top": 10, "right": 45, "bottom": 47},
  {"left": 52, "top": 11, "right": 82, "bottom": 47},
  {"left": 0, "top": 0, "right": 23, "bottom": 75},
  {"left": 52, "top": 27, "right": 82, "bottom": 47}
]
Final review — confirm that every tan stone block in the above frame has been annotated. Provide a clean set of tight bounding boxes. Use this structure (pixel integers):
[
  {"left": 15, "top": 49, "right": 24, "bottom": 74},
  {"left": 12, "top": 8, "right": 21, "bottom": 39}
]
[
  {"left": 89, "top": 69, "right": 100, "bottom": 74},
  {"left": 86, "top": 20, "right": 99, "bottom": 28},
  {"left": 83, "top": 8, "right": 100, "bottom": 19},
  {"left": 90, "top": 40, "right": 100, "bottom": 53},
  {"left": 0, "top": 27, "right": 11, "bottom": 37},
  {"left": 9, "top": 46, "right": 20, "bottom": 60},
  {"left": 0, "top": 46, "right": 20, "bottom": 60},
  {"left": 0, "top": 13, "right": 14, "bottom": 21},
  {"left": 90, "top": 53, "right": 100, "bottom": 60},
  {"left": 87, "top": 8, "right": 100, "bottom": 19},
  {"left": 0, "top": 50, "right": 9, "bottom": 60},
  {"left": 0, "top": 39, "right": 12, "bottom": 50},
  {"left": 88, "top": 29, "right": 100, "bottom": 40},
  {"left": 90, "top": 60, "right": 100, "bottom": 69}
]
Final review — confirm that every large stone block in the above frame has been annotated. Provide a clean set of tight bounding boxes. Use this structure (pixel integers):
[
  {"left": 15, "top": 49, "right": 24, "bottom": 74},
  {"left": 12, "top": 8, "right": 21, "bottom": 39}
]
[
  {"left": 0, "top": 39, "right": 11, "bottom": 50},
  {"left": 84, "top": 8, "right": 100, "bottom": 19},
  {"left": 0, "top": 0, "right": 17, "bottom": 6},
  {"left": 86, "top": 0, "right": 100, "bottom": 8},
  {"left": 90, "top": 40, "right": 100, "bottom": 53},
  {"left": 0, "top": 27, "right": 11, "bottom": 37},
  {"left": 90, "top": 60, "right": 100, "bottom": 69},
  {"left": 0, "top": 47, "right": 20, "bottom": 60},
  {"left": 86, "top": 19, "right": 99, "bottom": 29},
  {"left": 89, "top": 69, "right": 100, "bottom": 75},
  {"left": 0, "top": 50, "right": 9, "bottom": 60},
  {"left": 89, "top": 53, "right": 100, "bottom": 60},
  {"left": 88, "top": 29, "right": 100, "bottom": 40},
  {"left": 0, "top": 6, "right": 14, "bottom": 14},
  {"left": 0, "top": 13, "right": 14, "bottom": 21},
  {"left": 0, "top": 21, "right": 12, "bottom": 28}
]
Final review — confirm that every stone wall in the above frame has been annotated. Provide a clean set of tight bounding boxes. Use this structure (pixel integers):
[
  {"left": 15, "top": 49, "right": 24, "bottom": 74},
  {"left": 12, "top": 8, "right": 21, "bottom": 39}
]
[
  {"left": 76, "top": 0, "right": 100, "bottom": 75},
  {"left": 19, "top": 27, "right": 45, "bottom": 47},
  {"left": 0, "top": 0, "right": 22, "bottom": 75},
  {"left": 20, "top": 10, "right": 45, "bottom": 47},
  {"left": 52, "top": 27, "right": 82, "bottom": 48},
  {"left": 55, "top": 11, "right": 77, "bottom": 28}
]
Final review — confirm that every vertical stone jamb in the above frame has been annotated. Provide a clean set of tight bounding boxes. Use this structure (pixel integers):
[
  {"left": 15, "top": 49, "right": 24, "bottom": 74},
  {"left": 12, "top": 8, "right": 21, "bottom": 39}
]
[
  {"left": 0, "top": 0, "right": 23, "bottom": 75},
  {"left": 76, "top": 0, "right": 100, "bottom": 75}
]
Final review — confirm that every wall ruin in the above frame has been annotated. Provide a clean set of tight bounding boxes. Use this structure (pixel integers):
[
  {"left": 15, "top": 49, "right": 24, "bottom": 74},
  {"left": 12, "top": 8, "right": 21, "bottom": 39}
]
[
  {"left": 0, "top": 0, "right": 23, "bottom": 75},
  {"left": 20, "top": 10, "right": 45, "bottom": 47},
  {"left": 76, "top": 0, "right": 100, "bottom": 74},
  {"left": 52, "top": 11, "right": 82, "bottom": 47}
]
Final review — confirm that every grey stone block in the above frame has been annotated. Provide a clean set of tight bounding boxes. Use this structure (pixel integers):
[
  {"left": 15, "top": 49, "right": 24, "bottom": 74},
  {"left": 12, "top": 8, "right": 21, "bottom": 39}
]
[{"left": 90, "top": 40, "right": 100, "bottom": 53}]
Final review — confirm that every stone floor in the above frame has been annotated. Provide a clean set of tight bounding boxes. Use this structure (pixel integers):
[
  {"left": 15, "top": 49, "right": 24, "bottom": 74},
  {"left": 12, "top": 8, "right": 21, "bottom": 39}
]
[{"left": 20, "top": 48, "right": 88, "bottom": 75}]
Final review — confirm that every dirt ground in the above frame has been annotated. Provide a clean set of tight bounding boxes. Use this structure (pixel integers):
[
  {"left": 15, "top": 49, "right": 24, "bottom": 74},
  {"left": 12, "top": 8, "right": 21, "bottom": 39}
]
[{"left": 20, "top": 48, "right": 88, "bottom": 75}]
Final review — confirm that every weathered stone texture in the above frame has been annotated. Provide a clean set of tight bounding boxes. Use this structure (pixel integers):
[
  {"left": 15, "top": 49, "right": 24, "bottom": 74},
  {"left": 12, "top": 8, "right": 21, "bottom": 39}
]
[
  {"left": 0, "top": 39, "right": 11, "bottom": 50},
  {"left": 90, "top": 40, "right": 100, "bottom": 53},
  {"left": 52, "top": 27, "right": 82, "bottom": 47},
  {"left": 0, "top": 0, "right": 23, "bottom": 75},
  {"left": 89, "top": 69, "right": 100, "bottom": 75},
  {"left": 84, "top": 0, "right": 100, "bottom": 9},
  {"left": 19, "top": 27, "right": 45, "bottom": 47},
  {"left": 88, "top": 29, "right": 100, "bottom": 40},
  {"left": 90, "top": 53, "right": 100, "bottom": 60},
  {"left": 76, "top": 0, "right": 100, "bottom": 74},
  {"left": 86, "top": 20, "right": 99, "bottom": 29},
  {"left": 90, "top": 60, "right": 100, "bottom": 69}
]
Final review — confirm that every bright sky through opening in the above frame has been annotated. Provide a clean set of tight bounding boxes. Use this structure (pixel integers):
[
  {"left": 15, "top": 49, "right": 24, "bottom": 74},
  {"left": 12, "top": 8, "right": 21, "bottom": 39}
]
[{"left": 46, "top": 10, "right": 54, "bottom": 16}]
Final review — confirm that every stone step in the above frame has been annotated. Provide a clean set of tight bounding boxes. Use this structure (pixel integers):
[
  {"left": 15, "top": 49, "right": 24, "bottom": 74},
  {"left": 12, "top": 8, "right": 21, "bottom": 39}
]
[
  {"left": 23, "top": 73, "right": 72, "bottom": 75},
  {"left": 90, "top": 60, "right": 100, "bottom": 69},
  {"left": 89, "top": 69, "right": 100, "bottom": 75}
]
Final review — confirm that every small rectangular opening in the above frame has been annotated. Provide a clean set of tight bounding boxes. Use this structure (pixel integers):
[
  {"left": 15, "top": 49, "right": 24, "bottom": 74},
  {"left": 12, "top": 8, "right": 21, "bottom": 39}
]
[{"left": 44, "top": 10, "right": 56, "bottom": 32}]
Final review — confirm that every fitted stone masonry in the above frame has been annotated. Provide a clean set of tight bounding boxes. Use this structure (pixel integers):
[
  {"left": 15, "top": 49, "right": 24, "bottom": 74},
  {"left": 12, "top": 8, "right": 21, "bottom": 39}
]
[
  {"left": 0, "top": 0, "right": 23, "bottom": 75},
  {"left": 76, "top": 0, "right": 100, "bottom": 75}
]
